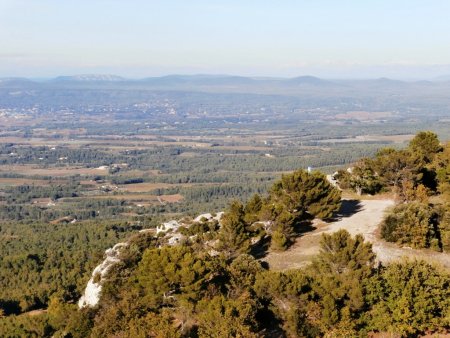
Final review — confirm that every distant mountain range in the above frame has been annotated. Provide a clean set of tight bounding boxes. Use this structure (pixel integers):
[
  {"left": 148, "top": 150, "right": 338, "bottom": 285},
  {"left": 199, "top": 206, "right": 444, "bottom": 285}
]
[
  {"left": 1, "top": 74, "right": 450, "bottom": 97},
  {"left": 2, "top": 73, "right": 450, "bottom": 85},
  {"left": 52, "top": 74, "right": 126, "bottom": 82}
]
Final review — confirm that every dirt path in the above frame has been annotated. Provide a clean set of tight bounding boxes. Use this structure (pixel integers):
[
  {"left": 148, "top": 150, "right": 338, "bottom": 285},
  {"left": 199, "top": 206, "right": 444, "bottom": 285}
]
[{"left": 264, "top": 199, "right": 450, "bottom": 270}]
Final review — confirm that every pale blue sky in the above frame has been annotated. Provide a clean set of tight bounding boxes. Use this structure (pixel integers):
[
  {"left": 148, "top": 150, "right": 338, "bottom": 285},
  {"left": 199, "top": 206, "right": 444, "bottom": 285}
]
[{"left": 1, "top": 0, "right": 450, "bottom": 78}]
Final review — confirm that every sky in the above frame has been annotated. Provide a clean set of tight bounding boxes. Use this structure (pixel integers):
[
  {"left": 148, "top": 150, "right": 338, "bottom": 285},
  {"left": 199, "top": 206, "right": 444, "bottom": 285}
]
[{"left": 1, "top": 0, "right": 450, "bottom": 79}]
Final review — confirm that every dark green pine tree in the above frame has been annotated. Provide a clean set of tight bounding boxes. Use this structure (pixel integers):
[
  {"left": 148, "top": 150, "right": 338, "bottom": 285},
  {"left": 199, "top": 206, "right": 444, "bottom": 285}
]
[
  {"left": 269, "top": 169, "right": 341, "bottom": 220},
  {"left": 310, "top": 230, "right": 375, "bottom": 330},
  {"left": 244, "top": 193, "right": 263, "bottom": 225},
  {"left": 408, "top": 131, "right": 442, "bottom": 163},
  {"left": 217, "top": 200, "right": 251, "bottom": 258}
]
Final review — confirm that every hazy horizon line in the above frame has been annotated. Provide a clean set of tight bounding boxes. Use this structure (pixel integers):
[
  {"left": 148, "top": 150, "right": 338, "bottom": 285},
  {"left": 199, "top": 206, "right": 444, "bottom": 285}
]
[{"left": 2, "top": 72, "right": 450, "bottom": 82}]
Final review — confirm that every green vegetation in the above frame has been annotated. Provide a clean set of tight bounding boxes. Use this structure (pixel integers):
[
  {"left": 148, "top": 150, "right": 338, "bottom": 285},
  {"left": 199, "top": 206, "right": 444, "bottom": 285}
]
[
  {"left": 338, "top": 132, "right": 444, "bottom": 199},
  {"left": 215, "top": 169, "right": 341, "bottom": 252},
  {"left": 3, "top": 230, "right": 448, "bottom": 337},
  {"left": 381, "top": 202, "right": 441, "bottom": 250},
  {"left": 260, "top": 169, "right": 341, "bottom": 250},
  {"left": 217, "top": 200, "right": 251, "bottom": 258},
  {"left": 367, "top": 260, "right": 450, "bottom": 336},
  {"left": 381, "top": 200, "right": 450, "bottom": 252},
  {"left": 409, "top": 131, "right": 442, "bottom": 163},
  {"left": 0, "top": 220, "right": 141, "bottom": 315},
  {"left": 435, "top": 141, "right": 450, "bottom": 201},
  {"left": 1, "top": 131, "right": 450, "bottom": 337},
  {"left": 307, "top": 230, "right": 376, "bottom": 334}
]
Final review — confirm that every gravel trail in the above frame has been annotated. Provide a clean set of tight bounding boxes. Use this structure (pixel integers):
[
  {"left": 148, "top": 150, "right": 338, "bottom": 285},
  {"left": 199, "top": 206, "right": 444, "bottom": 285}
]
[{"left": 264, "top": 199, "right": 450, "bottom": 270}]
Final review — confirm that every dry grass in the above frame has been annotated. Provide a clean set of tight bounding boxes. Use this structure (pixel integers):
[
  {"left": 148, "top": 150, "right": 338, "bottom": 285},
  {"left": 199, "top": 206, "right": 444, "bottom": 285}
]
[
  {"left": 0, "top": 165, "right": 108, "bottom": 177},
  {"left": 22, "top": 309, "right": 48, "bottom": 317},
  {"left": 0, "top": 131, "right": 284, "bottom": 151},
  {"left": 62, "top": 193, "right": 183, "bottom": 203},
  {"left": 159, "top": 194, "right": 184, "bottom": 203},
  {"left": 1, "top": 235, "right": 20, "bottom": 240},
  {"left": 318, "top": 134, "right": 414, "bottom": 144},
  {"left": 210, "top": 145, "right": 273, "bottom": 151},
  {"left": 30, "top": 198, "right": 53, "bottom": 205},
  {"left": 334, "top": 111, "right": 393, "bottom": 120},
  {"left": 74, "top": 194, "right": 159, "bottom": 201},
  {"left": 123, "top": 169, "right": 161, "bottom": 176},
  {"left": 119, "top": 182, "right": 194, "bottom": 192},
  {"left": 80, "top": 180, "right": 98, "bottom": 186},
  {"left": 341, "top": 190, "right": 396, "bottom": 200},
  {"left": 119, "top": 182, "right": 172, "bottom": 192},
  {"left": 0, "top": 177, "right": 52, "bottom": 186}
]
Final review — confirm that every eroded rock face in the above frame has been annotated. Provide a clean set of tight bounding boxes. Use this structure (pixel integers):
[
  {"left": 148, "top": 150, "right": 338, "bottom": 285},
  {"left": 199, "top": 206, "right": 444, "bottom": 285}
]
[
  {"left": 194, "top": 212, "right": 224, "bottom": 223},
  {"left": 156, "top": 220, "right": 184, "bottom": 234},
  {"left": 78, "top": 212, "right": 224, "bottom": 308},
  {"left": 78, "top": 242, "right": 128, "bottom": 308}
]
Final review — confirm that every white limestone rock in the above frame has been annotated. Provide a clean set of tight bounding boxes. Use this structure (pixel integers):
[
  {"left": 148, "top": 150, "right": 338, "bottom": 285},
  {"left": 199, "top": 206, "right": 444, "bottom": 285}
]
[
  {"left": 156, "top": 220, "right": 182, "bottom": 234},
  {"left": 78, "top": 242, "right": 127, "bottom": 308},
  {"left": 194, "top": 212, "right": 224, "bottom": 223}
]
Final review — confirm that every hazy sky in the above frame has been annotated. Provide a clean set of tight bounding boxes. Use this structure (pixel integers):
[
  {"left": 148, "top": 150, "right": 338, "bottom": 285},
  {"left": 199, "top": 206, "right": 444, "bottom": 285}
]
[{"left": 1, "top": 0, "right": 450, "bottom": 79}]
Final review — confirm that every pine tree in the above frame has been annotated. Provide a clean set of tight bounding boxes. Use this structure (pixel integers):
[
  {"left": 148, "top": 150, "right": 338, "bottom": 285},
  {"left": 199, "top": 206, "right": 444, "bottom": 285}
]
[
  {"left": 381, "top": 202, "right": 439, "bottom": 249},
  {"left": 409, "top": 131, "right": 442, "bottom": 163},
  {"left": 310, "top": 230, "right": 375, "bottom": 331},
  {"left": 269, "top": 169, "right": 341, "bottom": 220},
  {"left": 367, "top": 261, "right": 450, "bottom": 336},
  {"left": 434, "top": 142, "right": 450, "bottom": 201},
  {"left": 244, "top": 193, "right": 262, "bottom": 225},
  {"left": 217, "top": 200, "right": 250, "bottom": 258}
]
